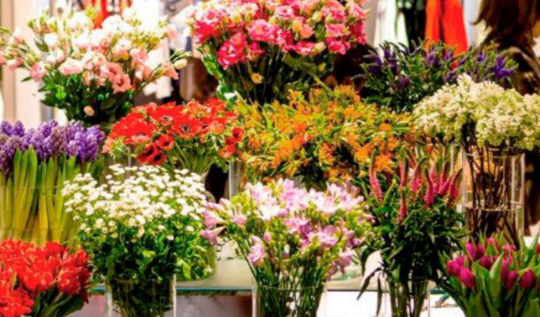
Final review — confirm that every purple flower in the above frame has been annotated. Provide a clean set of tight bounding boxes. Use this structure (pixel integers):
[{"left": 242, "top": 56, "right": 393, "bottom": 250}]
[
  {"left": 314, "top": 225, "right": 338, "bottom": 249},
  {"left": 203, "top": 211, "right": 224, "bottom": 229},
  {"left": 201, "top": 227, "right": 224, "bottom": 245},
  {"left": 233, "top": 215, "right": 247, "bottom": 227},
  {"left": 491, "top": 55, "right": 514, "bottom": 80}
]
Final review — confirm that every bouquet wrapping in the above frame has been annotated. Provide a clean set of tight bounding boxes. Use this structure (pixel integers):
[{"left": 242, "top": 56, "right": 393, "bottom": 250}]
[
  {"left": 202, "top": 179, "right": 372, "bottom": 317},
  {"left": 0, "top": 121, "right": 104, "bottom": 245},
  {"left": 0, "top": 9, "right": 188, "bottom": 128},
  {"left": 183, "top": 0, "right": 367, "bottom": 104},
  {"left": 0, "top": 240, "right": 91, "bottom": 317}
]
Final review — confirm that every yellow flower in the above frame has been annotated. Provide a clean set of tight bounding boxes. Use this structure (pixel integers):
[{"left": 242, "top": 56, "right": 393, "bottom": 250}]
[{"left": 251, "top": 73, "right": 264, "bottom": 84}]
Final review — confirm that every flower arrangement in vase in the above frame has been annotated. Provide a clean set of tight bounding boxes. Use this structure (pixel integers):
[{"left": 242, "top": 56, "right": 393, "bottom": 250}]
[
  {"left": 360, "top": 42, "right": 516, "bottom": 113},
  {"left": 0, "top": 121, "right": 104, "bottom": 245},
  {"left": 182, "top": 0, "right": 367, "bottom": 104},
  {"left": 441, "top": 236, "right": 540, "bottom": 317},
  {"left": 202, "top": 179, "right": 373, "bottom": 317},
  {"left": 414, "top": 75, "right": 540, "bottom": 244},
  {"left": 64, "top": 165, "right": 211, "bottom": 317},
  {"left": 238, "top": 86, "right": 414, "bottom": 190},
  {"left": 360, "top": 149, "right": 465, "bottom": 317},
  {"left": 105, "top": 99, "right": 243, "bottom": 178},
  {"left": 0, "top": 240, "right": 91, "bottom": 317},
  {"left": 0, "top": 8, "right": 188, "bottom": 129}
]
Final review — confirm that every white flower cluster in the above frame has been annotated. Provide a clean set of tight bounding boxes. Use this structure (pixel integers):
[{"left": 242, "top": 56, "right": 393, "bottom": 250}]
[
  {"left": 63, "top": 165, "right": 206, "bottom": 241},
  {"left": 414, "top": 75, "right": 540, "bottom": 150}
]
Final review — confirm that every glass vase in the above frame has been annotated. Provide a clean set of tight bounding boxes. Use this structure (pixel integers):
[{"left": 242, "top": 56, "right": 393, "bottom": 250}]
[
  {"left": 0, "top": 186, "right": 76, "bottom": 246},
  {"left": 462, "top": 149, "right": 524, "bottom": 244},
  {"left": 106, "top": 278, "right": 176, "bottom": 317},
  {"left": 384, "top": 278, "right": 431, "bottom": 317},
  {"left": 253, "top": 282, "right": 327, "bottom": 317}
]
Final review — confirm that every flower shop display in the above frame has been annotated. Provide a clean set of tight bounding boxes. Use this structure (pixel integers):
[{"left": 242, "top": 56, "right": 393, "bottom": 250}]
[
  {"left": 0, "top": 240, "right": 91, "bottom": 317},
  {"left": 414, "top": 75, "right": 540, "bottom": 244},
  {"left": 359, "top": 150, "right": 464, "bottom": 317},
  {"left": 360, "top": 42, "right": 516, "bottom": 113},
  {"left": 183, "top": 0, "right": 367, "bottom": 104},
  {"left": 106, "top": 99, "right": 243, "bottom": 177},
  {"left": 202, "top": 179, "right": 372, "bottom": 317},
  {"left": 0, "top": 9, "right": 188, "bottom": 128},
  {"left": 63, "top": 165, "right": 210, "bottom": 317},
  {"left": 441, "top": 236, "right": 540, "bottom": 317},
  {"left": 0, "top": 120, "right": 104, "bottom": 245},
  {"left": 238, "top": 86, "right": 414, "bottom": 190}
]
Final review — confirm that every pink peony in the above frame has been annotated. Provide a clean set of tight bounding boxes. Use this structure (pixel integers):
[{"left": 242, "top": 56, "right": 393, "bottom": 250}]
[
  {"left": 326, "top": 38, "right": 350, "bottom": 55},
  {"left": 217, "top": 33, "right": 248, "bottom": 69},
  {"left": 59, "top": 58, "right": 83, "bottom": 75},
  {"left": 248, "top": 20, "right": 277, "bottom": 42},
  {"left": 325, "top": 23, "right": 346, "bottom": 38},
  {"left": 294, "top": 41, "right": 317, "bottom": 56},
  {"left": 30, "top": 62, "right": 47, "bottom": 82}
]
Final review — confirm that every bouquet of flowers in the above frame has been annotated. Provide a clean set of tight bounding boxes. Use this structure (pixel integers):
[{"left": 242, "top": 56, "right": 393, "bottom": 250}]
[
  {"left": 106, "top": 99, "right": 243, "bottom": 177},
  {"left": 360, "top": 42, "right": 516, "bottom": 113},
  {"left": 0, "top": 8, "right": 188, "bottom": 128},
  {"left": 64, "top": 165, "right": 211, "bottom": 317},
  {"left": 0, "top": 240, "right": 91, "bottom": 317},
  {"left": 0, "top": 120, "right": 104, "bottom": 245},
  {"left": 442, "top": 236, "right": 540, "bottom": 317},
  {"left": 414, "top": 75, "right": 540, "bottom": 244},
  {"left": 202, "top": 179, "right": 372, "bottom": 317},
  {"left": 183, "top": 0, "right": 367, "bottom": 104},
  {"left": 360, "top": 151, "right": 464, "bottom": 317},
  {"left": 238, "top": 86, "right": 414, "bottom": 190}
]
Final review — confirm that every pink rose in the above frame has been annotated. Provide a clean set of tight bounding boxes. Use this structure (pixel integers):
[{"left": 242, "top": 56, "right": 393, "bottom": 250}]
[
  {"left": 325, "top": 23, "right": 346, "bottom": 38},
  {"left": 217, "top": 33, "right": 247, "bottom": 69},
  {"left": 350, "top": 22, "right": 367, "bottom": 44},
  {"left": 112, "top": 74, "right": 132, "bottom": 93},
  {"left": 30, "top": 62, "right": 47, "bottom": 82},
  {"left": 294, "top": 41, "right": 317, "bottom": 56},
  {"left": 7, "top": 59, "right": 22, "bottom": 71},
  {"left": 59, "top": 58, "right": 83, "bottom": 75},
  {"left": 326, "top": 38, "right": 350, "bottom": 55},
  {"left": 300, "top": 24, "right": 314, "bottom": 39},
  {"left": 274, "top": 6, "right": 296, "bottom": 20},
  {"left": 248, "top": 20, "right": 277, "bottom": 42}
]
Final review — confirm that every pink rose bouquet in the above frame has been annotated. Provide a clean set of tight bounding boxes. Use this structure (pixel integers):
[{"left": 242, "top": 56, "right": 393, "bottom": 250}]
[
  {"left": 0, "top": 8, "right": 189, "bottom": 129},
  {"left": 202, "top": 179, "right": 372, "bottom": 317},
  {"left": 183, "top": 0, "right": 367, "bottom": 104},
  {"left": 442, "top": 236, "right": 540, "bottom": 317}
]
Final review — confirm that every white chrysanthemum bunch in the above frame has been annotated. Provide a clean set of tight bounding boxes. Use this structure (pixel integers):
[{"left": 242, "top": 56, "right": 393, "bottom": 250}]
[
  {"left": 63, "top": 164, "right": 212, "bottom": 283},
  {"left": 414, "top": 75, "right": 540, "bottom": 151}
]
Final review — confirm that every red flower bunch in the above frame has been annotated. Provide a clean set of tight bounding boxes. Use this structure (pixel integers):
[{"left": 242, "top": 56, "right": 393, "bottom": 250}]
[
  {"left": 107, "top": 99, "right": 243, "bottom": 174},
  {"left": 443, "top": 236, "right": 540, "bottom": 317},
  {"left": 0, "top": 241, "right": 91, "bottom": 317}
]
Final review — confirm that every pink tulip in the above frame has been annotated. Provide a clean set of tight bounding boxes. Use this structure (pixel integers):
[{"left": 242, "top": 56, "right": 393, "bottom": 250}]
[
  {"left": 459, "top": 269, "right": 475, "bottom": 288},
  {"left": 478, "top": 256, "right": 495, "bottom": 270},
  {"left": 504, "top": 270, "right": 519, "bottom": 291},
  {"left": 486, "top": 238, "right": 499, "bottom": 251},
  {"left": 446, "top": 260, "right": 462, "bottom": 277},
  {"left": 519, "top": 269, "right": 536, "bottom": 289}
]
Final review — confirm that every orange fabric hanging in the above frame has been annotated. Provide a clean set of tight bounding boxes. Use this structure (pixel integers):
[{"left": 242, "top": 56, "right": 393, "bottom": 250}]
[{"left": 425, "top": 0, "right": 468, "bottom": 54}]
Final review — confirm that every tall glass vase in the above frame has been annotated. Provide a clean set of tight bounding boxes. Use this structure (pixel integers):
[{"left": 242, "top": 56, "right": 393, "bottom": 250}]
[
  {"left": 106, "top": 278, "right": 176, "bottom": 317},
  {"left": 462, "top": 148, "right": 524, "bottom": 245},
  {"left": 253, "top": 283, "right": 327, "bottom": 317},
  {"left": 384, "top": 278, "right": 431, "bottom": 317}
]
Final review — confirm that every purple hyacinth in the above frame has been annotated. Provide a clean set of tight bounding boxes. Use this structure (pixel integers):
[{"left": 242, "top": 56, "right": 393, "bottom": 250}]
[{"left": 0, "top": 120, "right": 104, "bottom": 175}]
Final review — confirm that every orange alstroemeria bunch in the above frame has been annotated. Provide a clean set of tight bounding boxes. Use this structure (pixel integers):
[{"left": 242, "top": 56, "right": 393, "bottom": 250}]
[{"left": 238, "top": 86, "right": 415, "bottom": 190}]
